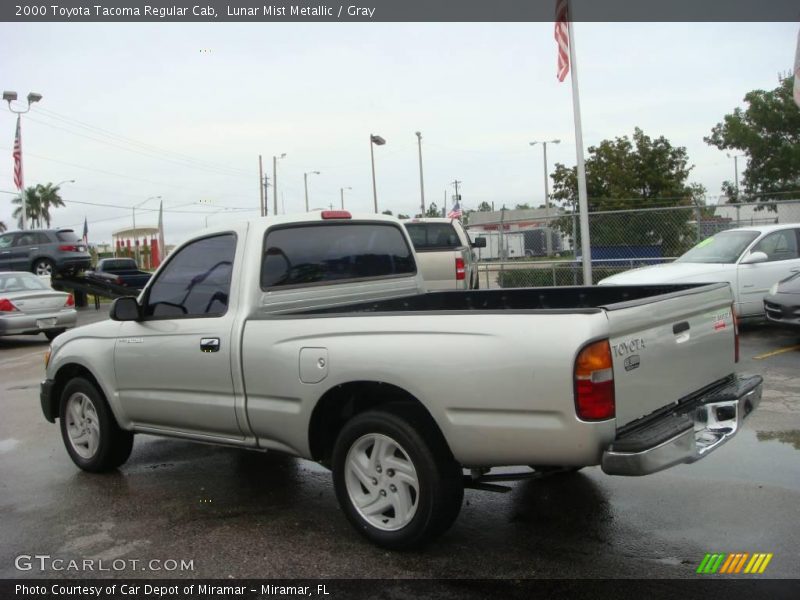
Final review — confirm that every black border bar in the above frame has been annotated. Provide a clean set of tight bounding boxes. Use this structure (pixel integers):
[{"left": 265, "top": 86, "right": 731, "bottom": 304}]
[{"left": 2, "top": 0, "right": 800, "bottom": 23}]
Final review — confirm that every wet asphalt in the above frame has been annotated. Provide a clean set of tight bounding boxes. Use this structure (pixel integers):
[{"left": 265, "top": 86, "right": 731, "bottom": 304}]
[{"left": 0, "top": 308, "right": 798, "bottom": 580}]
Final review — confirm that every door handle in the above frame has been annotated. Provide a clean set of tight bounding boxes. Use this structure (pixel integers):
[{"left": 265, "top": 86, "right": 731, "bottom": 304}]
[{"left": 200, "top": 338, "right": 220, "bottom": 353}]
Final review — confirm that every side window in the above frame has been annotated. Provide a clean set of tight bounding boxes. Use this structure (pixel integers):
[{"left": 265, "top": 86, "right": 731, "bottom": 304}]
[
  {"left": 0, "top": 234, "right": 13, "bottom": 249},
  {"left": 751, "top": 230, "right": 799, "bottom": 262},
  {"left": 14, "top": 233, "right": 36, "bottom": 247},
  {"left": 34, "top": 232, "right": 51, "bottom": 244},
  {"left": 144, "top": 234, "right": 236, "bottom": 318}
]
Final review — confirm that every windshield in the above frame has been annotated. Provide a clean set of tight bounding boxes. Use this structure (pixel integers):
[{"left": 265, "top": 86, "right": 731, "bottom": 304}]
[
  {"left": 0, "top": 272, "right": 50, "bottom": 292},
  {"left": 676, "top": 231, "right": 760, "bottom": 264}
]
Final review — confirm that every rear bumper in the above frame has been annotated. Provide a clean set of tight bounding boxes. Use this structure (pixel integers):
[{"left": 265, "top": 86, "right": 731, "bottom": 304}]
[
  {"left": 602, "top": 374, "right": 762, "bottom": 476},
  {"left": 0, "top": 309, "right": 78, "bottom": 336}
]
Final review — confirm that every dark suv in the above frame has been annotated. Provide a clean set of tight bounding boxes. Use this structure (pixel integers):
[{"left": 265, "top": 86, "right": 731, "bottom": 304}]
[{"left": 0, "top": 229, "right": 92, "bottom": 276}]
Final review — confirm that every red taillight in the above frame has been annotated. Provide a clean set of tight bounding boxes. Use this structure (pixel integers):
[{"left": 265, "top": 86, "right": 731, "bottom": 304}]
[
  {"left": 321, "top": 210, "right": 351, "bottom": 220},
  {"left": 732, "top": 303, "right": 739, "bottom": 363},
  {"left": 455, "top": 257, "right": 466, "bottom": 281},
  {"left": 58, "top": 245, "right": 79, "bottom": 252},
  {"left": 0, "top": 298, "right": 18, "bottom": 312},
  {"left": 574, "top": 339, "right": 615, "bottom": 421},
  {"left": 65, "top": 294, "right": 75, "bottom": 307}
]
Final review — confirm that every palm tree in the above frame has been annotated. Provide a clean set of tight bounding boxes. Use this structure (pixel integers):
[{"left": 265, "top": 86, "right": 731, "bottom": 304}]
[
  {"left": 0, "top": 221, "right": 6, "bottom": 232},
  {"left": 12, "top": 186, "right": 42, "bottom": 228},
  {"left": 36, "top": 183, "right": 66, "bottom": 228}
]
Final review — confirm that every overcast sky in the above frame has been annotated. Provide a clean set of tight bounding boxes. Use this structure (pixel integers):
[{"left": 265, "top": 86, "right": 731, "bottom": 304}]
[{"left": 0, "top": 22, "right": 797, "bottom": 244}]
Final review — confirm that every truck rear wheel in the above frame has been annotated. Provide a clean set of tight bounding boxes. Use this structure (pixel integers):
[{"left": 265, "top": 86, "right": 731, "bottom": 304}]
[
  {"left": 332, "top": 406, "right": 463, "bottom": 550},
  {"left": 59, "top": 377, "right": 133, "bottom": 472}
]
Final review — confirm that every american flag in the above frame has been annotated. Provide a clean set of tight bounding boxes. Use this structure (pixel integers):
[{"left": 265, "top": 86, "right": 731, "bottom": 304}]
[
  {"left": 12, "top": 115, "right": 23, "bottom": 190},
  {"left": 447, "top": 200, "right": 462, "bottom": 219},
  {"left": 555, "top": 0, "right": 570, "bottom": 82}
]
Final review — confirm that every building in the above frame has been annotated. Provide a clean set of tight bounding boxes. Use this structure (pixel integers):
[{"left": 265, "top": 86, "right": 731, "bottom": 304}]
[{"left": 467, "top": 207, "right": 568, "bottom": 257}]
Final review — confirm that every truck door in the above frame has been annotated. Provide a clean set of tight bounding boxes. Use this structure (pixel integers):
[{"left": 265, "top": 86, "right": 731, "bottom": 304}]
[{"left": 114, "top": 233, "right": 243, "bottom": 438}]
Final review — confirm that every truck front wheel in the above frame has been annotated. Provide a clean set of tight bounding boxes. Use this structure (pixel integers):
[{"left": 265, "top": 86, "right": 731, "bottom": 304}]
[
  {"left": 59, "top": 377, "right": 134, "bottom": 472},
  {"left": 332, "top": 407, "right": 463, "bottom": 550}
]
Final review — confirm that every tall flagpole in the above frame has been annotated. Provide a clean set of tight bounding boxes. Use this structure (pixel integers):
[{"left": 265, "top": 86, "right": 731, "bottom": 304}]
[{"left": 566, "top": 9, "right": 592, "bottom": 285}]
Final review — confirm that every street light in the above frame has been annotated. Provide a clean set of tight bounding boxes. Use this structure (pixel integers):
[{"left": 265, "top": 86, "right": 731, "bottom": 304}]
[
  {"left": 415, "top": 132, "right": 425, "bottom": 216},
  {"left": 370, "top": 134, "right": 386, "bottom": 213},
  {"left": 529, "top": 139, "right": 561, "bottom": 256},
  {"left": 132, "top": 195, "right": 161, "bottom": 266},
  {"left": 273, "top": 153, "right": 286, "bottom": 216},
  {"left": 340, "top": 186, "right": 352, "bottom": 210},
  {"left": 54, "top": 179, "right": 76, "bottom": 189},
  {"left": 4, "top": 90, "right": 43, "bottom": 230},
  {"left": 304, "top": 171, "right": 321, "bottom": 212}
]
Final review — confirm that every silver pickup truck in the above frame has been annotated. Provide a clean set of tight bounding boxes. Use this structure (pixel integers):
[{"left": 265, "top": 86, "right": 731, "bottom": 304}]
[{"left": 40, "top": 212, "right": 762, "bottom": 549}]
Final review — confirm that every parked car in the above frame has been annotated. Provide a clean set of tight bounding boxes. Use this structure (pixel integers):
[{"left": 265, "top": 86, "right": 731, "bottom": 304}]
[
  {"left": 599, "top": 224, "right": 800, "bottom": 318},
  {"left": 85, "top": 258, "right": 152, "bottom": 289},
  {"left": 0, "top": 229, "right": 92, "bottom": 276},
  {"left": 41, "top": 212, "right": 761, "bottom": 549},
  {"left": 0, "top": 271, "right": 77, "bottom": 340},
  {"left": 764, "top": 272, "right": 800, "bottom": 327},
  {"left": 402, "top": 217, "right": 485, "bottom": 289}
]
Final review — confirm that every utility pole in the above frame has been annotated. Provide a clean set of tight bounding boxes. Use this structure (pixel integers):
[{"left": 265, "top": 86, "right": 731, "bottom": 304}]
[
  {"left": 273, "top": 153, "right": 286, "bottom": 216},
  {"left": 263, "top": 175, "right": 270, "bottom": 216},
  {"left": 258, "top": 155, "right": 265, "bottom": 216},
  {"left": 415, "top": 131, "right": 426, "bottom": 216},
  {"left": 530, "top": 139, "right": 560, "bottom": 256},
  {"left": 450, "top": 180, "right": 462, "bottom": 217},
  {"left": 340, "top": 186, "right": 351, "bottom": 210}
]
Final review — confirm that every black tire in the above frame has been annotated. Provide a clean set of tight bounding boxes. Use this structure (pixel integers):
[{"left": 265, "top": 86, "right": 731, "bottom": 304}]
[
  {"left": 332, "top": 405, "right": 463, "bottom": 550},
  {"left": 59, "top": 377, "right": 133, "bottom": 472},
  {"left": 44, "top": 329, "right": 66, "bottom": 341},
  {"left": 32, "top": 258, "right": 56, "bottom": 277}
]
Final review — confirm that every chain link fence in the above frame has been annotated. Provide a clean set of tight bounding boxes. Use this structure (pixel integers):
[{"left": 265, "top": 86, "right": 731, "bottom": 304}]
[{"left": 470, "top": 199, "right": 800, "bottom": 289}]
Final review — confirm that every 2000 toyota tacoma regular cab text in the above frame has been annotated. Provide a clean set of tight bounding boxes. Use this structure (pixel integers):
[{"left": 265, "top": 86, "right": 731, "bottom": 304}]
[{"left": 40, "top": 212, "right": 762, "bottom": 549}]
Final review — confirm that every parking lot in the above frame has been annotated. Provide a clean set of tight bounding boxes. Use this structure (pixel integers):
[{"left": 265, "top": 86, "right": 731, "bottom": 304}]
[{"left": 1, "top": 308, "right": 798, "bottom": 580}]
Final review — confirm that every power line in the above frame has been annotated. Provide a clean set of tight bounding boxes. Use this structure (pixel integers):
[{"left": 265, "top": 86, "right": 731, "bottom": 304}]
[{"left": 29, "top": 106, "right": 251, "bottom": 176}]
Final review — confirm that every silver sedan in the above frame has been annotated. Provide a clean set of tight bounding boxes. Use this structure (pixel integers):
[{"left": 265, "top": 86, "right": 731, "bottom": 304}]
[{"left": 0, "top": 271, "right": 78, "bottom": 340}]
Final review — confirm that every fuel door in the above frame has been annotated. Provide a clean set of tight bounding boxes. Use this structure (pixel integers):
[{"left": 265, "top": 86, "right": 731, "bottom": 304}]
[{"left": 299, "top": 347, "right": 329, "bottom": 384}]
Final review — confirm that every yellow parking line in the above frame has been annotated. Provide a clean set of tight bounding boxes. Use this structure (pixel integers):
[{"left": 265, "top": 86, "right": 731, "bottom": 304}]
[{"left": 753, "top": 344, "right": 800, "bottom": 360}]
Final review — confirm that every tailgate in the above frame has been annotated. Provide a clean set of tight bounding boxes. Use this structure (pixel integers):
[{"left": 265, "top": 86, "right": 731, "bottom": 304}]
[
  {"left": 603, "top": 283, "right": 737, "bottom": 426},
  {"left": 415, "top": 249, "right": 467, "bottom": 289}
]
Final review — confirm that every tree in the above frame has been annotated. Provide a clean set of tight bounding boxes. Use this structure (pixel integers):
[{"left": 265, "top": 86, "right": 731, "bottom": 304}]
[
  {"left": 11, "top": 182, "right": 66, "bottom": 228},
  {"left": 0, "top": 221, "right": 6, "bottom": 233},
  {"left": 36, "top": 183, "right": 66, "bottom": 227},
  {"left": 551, "top": 127, "right": 703, "bottom": 256},
  {"left": 381, "top": 209, "right": 393, "bottom": 216},
  {"left": 397, "top": 213, "right": 410, "bottom": 220},
  {"left": 425, "top": 202, "right": 440, "bottom": 217},
  {"left": 705, "top": 77, "right": 800, "bottom": 202},
  {"left": 12, "top": 186, "right": 42, "bottom": 228},
  {"left": 477, "top": 201, "right": 492, "bottom": 212},
  {"left": 515, "top": 203, "right": 532, "bottom": 210}
]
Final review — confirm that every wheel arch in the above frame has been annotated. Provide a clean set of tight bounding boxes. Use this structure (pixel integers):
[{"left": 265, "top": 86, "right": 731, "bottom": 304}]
[
  {"left": 308, "top": 381, "right": 452, "bottom": 466},
  {"left": 48, "top": 362, "right": 123, "bottom": 427}
]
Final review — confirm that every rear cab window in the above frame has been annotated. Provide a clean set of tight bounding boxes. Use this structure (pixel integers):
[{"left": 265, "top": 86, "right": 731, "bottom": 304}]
[
  {"left": 56, "top": 230, "right": 80, "bottom": 243},
  {"left": 404, "top": 222, "right": 462, "bottom": 251},
  {"left": 261, "top": 222, "right": 415, "bottom": 289}
]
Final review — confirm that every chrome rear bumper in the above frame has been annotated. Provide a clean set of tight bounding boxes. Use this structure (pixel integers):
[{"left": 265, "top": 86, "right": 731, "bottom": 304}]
[{"left": 602, "top": 374, "right": 762, "bottom": 476}]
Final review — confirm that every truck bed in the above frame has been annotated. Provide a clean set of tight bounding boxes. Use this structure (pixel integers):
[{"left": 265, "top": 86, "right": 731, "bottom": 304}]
[{"left": 300, "top": 283, "right": 726, "bottom": 314}]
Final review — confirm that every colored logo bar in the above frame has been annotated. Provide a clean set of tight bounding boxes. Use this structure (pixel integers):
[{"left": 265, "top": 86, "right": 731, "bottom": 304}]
[{"left": 696, "top": 553, "right": 773, "bottom": 574}]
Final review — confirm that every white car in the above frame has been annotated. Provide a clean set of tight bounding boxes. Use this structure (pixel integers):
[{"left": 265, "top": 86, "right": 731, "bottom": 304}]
[
  {"left": 599, "top": 224, "right": 800, "bottom": 318},
  {"left": 0, "top": 271, "right": 77, "bottom": 339}
]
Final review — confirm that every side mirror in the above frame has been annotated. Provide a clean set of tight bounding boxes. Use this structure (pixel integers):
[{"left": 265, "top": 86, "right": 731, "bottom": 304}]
[
  {"left": 471, "top": 237, "right": 487, "bottom": 248},
  {"left": 741, "top": 251, "right": 768, "bottom": 265},
  {"left": 110, "top": 297, "right": 141, "bottom": 321}
]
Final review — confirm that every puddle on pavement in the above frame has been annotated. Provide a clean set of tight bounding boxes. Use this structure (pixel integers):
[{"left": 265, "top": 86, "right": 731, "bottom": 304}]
[
  {"left": 0, "top": 438, "right": 20, "bottom": 454},
  {"left": 679, "top": 427, "right": 800, "bottom": 492},
  {"left": 757, "top": 430, "right": 800, "bottom": 451}
]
